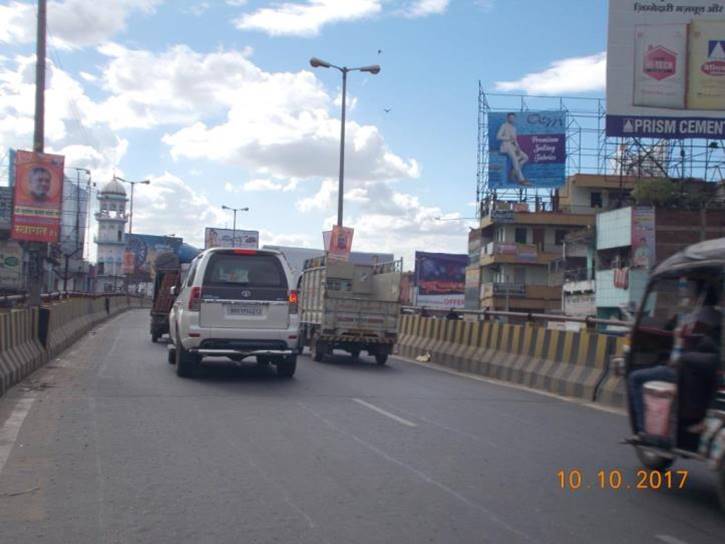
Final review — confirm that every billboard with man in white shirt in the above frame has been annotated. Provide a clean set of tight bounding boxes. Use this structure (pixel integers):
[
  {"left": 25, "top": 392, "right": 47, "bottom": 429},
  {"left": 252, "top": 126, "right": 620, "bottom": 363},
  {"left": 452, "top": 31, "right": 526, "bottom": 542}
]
[{"left": 487, "top": 111, "right": 566, "bottom": 189}]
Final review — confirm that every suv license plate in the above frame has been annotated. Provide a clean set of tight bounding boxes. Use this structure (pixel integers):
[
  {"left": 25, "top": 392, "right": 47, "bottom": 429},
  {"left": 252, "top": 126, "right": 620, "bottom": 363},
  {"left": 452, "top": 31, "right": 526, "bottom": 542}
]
[{"left": 226, "top": 305, "right": 263, "bottom": 317}]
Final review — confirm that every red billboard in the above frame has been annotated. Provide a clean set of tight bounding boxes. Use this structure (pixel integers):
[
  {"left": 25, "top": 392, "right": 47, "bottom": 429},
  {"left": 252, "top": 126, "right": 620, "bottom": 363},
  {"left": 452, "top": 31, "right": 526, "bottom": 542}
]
[
  {"left": 323, "top": 225, "right": 354, "bottom": 262},
  {"left": 11, "top": 150, "right": 64, "bottom": 243}
]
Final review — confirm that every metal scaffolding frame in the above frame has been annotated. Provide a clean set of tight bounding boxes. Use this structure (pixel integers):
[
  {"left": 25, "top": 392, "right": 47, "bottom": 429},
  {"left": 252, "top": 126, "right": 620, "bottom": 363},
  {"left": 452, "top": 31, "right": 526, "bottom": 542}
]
[{"left": 476, "top": 83, "right": 725, "bottom": 215}]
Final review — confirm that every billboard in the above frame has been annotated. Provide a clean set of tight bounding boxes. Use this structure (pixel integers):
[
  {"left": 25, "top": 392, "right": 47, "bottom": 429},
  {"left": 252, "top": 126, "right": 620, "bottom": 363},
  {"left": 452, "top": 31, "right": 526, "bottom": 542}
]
[
  {"left": 0, "top": 240, "right": 23, "bottom": 289},
  {"left": 323, "top": 225, "right": 354, "bottom": 262},
  {"left": 607, "top": 1, "right": 725, "bottom": 138},
  {"left": 631, "top": 206, "right": 656, "bottom": 269},
  {"left": 414, "top": 251, "right": 467, "bottom": 309},
  {"left": 488, "top": 111, "right": 566, "bottom": 189},
  {"left": 0, "top": 187, "right": 12, "bottom": 230},
  {"left": 204, "top": 227, "right": 259, "bottom": 249},
  {"left": 11, "top": 150, "right": 64, "bottom": 242},
  {"left": 125, "top": 234, "right": 182, "bottom": 278},
  {"left": 59, "top": 178, "right": 90, "bottom": 257}
]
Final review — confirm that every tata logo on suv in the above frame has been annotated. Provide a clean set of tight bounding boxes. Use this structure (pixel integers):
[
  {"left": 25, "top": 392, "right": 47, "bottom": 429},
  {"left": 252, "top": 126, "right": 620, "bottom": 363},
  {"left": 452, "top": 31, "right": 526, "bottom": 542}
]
[{"left": 241, "top": 290, "right": 252, "bottom": 298}]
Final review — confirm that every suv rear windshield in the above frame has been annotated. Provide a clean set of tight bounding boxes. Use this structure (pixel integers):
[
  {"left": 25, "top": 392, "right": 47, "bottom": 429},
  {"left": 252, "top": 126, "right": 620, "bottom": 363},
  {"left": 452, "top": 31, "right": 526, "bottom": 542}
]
[{"left": 203, "top": 253, "right": 288, "bottom": 288}]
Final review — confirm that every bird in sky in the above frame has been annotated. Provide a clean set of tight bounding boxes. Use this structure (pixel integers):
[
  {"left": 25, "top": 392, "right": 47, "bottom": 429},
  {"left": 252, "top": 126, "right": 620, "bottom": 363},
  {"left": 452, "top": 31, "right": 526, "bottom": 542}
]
[
  {"left": 384, "top": 108, "right": 391, "bottom": 113},
  {"left": 378, "top": 49, "right": 383, "bottom": 55}
]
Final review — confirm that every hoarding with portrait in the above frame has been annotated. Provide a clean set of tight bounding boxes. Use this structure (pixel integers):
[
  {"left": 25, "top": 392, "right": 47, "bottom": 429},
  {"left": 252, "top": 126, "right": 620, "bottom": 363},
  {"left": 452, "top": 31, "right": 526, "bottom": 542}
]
[
  {"left": 487, "top": 111, "right": 566, "bottom": 189},
  {"left": 631, "top": 206, "right": 656, "bottom": 269},
  {"left": 607, "top": 0, "right": 725, "bottom": 138},
  {"left": 125, "top": 234, "right": 182, "bottom": 279},
  {"left": 204, "top": 227, "right": 259, "bottom": 249},
  {"left": 10, "top": 150, "right": 64, "bottom": 242},
  {"left": 414, "top": 251, "right": 467, "bottom": 309},
  {"left": 323, "top": 225, "right": 354, "bottom": 262}
]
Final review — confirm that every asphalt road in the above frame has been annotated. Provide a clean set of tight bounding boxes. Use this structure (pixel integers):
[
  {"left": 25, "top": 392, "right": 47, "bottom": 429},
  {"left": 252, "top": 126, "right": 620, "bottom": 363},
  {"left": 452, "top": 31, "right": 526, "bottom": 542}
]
[{"left": 0, "top": 310, "right": 723, "bottom": 544}]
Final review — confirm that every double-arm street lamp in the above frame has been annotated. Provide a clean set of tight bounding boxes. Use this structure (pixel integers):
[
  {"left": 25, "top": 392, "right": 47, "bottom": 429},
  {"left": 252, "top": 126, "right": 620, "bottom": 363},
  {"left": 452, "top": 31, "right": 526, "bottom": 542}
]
[
  {"left": 115, "top": 176, "right": 150, "bottom": 234},
  {"left": 221, "top": 205, "right": 249, "bottom": 247},
  {"left": 309, "top": 57, "right": 380, "bottom": 227}
]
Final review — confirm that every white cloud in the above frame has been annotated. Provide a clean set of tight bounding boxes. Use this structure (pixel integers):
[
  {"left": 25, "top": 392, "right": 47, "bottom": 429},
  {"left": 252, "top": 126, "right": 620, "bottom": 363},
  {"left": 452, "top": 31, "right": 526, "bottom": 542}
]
[
  {"left": 403, "top": 0, "right": 449, "bottom": 18},
  {"left": 184, "top": 1, "right": 210, "bottom": 16},
  {"left": 132, "top": 171, "right": 227, "bottom": 247},
  {"left": 0, "top": 54, "right": 126, "bottom": 181},
  {"left": 474, "top": 0, "right": 494, "bottom": 11},
  {"left": 0, "top": 0, "right": 163, "bottom": 49},
  {"left": 234, "top": 0, "right": 382, "bottom": 37},
  {"left": 89, "top": 44, "right": 419, "bottom": 182},
  {"left": 243, "top": 178, "right": 282, "bottom": 191},
  {"left": 494, "top": 52, "right": 606, "bottom": 95},
  {"left": 226, "top": 0, "right": 248, "bottom": 5}
]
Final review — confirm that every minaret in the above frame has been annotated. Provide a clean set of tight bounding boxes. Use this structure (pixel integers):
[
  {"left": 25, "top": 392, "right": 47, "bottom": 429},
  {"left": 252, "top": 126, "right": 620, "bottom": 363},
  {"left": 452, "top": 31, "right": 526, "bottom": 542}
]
[{"left": 94, "top": 177, "right": 128, "bottom": 292}]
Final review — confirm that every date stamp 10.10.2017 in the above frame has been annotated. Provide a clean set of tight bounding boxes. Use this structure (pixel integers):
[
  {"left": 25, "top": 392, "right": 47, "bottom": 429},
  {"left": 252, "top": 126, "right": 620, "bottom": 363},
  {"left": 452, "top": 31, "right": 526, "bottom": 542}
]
[{"left": 557, "top": 469, "right": 688, "bottom": 491}]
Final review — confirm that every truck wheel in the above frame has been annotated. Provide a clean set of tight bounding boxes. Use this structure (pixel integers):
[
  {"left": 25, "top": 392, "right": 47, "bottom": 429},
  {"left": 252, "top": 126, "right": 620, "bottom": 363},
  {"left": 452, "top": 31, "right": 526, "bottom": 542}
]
[
  {"left": 375, "top": 346, "right": 389, "bottom": 366},
  {"left": 635, "top": 446, "right": 674, "bottom": 472},
  {"left": 257, "top": 355, "right": 270, "bottom": 366},
  {"left": 167, "top": 347, "right": 176, "bottom": 365},
  {"left": 350, "top": 349, "right": 361, "bottom": 361},
  {"left": 276, "top": 356, "right": 297, "bottom": 378},
  {"left": 176, "top": 338, "right": 200, "bottom": 378},
  {"left": 311, "top": 338, "right": 326, "bottom": 362}
]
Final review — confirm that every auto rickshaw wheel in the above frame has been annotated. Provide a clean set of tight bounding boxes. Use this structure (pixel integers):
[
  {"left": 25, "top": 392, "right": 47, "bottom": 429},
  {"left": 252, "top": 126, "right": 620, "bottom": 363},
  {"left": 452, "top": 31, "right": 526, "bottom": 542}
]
[
  {"left": 635, "top": 446, "right": 674, "bottom": 471},
  {"left": 716, "top": 460, "right": 725, "bottom": 513}
]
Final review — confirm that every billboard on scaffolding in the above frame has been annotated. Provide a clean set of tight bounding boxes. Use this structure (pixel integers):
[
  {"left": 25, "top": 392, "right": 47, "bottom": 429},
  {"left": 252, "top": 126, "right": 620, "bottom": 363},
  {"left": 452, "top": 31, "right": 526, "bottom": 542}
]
[
  {"left": 607, "top": 0, "right": 725, "bottom": 139},
  {"left": 487, "top": 111, "right": 566, "bottom": 189}
]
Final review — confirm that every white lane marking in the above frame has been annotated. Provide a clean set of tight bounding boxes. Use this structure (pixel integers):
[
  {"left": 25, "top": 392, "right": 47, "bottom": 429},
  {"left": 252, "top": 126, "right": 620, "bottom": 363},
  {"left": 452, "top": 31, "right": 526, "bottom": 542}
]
[
  {"left": 300, "top": 402, "right": 533, "bottom": 543},
  {"left": 352, "top": 398, "right": 417, "bottom": 428},
  {"left": 0, "top": 396, "right": 36, "bottom": 476},
  {"left": 656, "top": 535, "right": 689, "bottom": 544}
]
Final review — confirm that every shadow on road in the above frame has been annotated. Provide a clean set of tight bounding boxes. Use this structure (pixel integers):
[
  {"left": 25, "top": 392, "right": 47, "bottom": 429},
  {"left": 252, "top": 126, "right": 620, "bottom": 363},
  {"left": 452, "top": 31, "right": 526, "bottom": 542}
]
[{"left": 305, "top": 351, "right": 400, "bottom": 373}]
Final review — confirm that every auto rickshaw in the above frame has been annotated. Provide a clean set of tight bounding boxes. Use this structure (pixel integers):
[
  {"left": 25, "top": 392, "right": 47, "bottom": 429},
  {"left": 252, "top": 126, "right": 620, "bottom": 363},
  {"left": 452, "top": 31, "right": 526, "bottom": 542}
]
[{"left": 621, "top": 238, "right": 725, "bottom": 510}]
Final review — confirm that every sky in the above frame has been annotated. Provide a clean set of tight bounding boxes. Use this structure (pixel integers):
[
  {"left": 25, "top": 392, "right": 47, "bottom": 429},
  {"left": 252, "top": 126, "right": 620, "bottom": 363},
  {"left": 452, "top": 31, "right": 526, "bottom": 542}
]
[{"left": 0, "top": 0, "right": 609, "bottom": 266}]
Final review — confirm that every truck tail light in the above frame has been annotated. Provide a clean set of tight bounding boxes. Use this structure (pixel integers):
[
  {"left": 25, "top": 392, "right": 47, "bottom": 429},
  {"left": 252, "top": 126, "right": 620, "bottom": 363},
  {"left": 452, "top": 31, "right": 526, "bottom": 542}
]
[
  {"left": 189, "top": 286, "right": 202, "bottom": 311},
  {"left": 288, "top": 290, "right": 298, "bottom": 314}
]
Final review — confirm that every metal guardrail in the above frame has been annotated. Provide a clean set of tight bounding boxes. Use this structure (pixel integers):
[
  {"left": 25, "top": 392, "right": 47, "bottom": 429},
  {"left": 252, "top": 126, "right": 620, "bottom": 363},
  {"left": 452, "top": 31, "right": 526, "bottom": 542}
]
[{"left": 400, "top": 305, "right": 632, "bottom": 328}]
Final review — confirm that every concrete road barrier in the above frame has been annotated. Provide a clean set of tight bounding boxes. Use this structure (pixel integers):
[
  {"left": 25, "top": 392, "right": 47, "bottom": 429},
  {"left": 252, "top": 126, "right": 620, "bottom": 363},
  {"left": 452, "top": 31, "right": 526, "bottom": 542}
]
[
  {"left": 396, "top": 315, "right": 626, "bottom": 408},
  {"left": 0, "top": 295, "right": 149, "bottom": 398}
]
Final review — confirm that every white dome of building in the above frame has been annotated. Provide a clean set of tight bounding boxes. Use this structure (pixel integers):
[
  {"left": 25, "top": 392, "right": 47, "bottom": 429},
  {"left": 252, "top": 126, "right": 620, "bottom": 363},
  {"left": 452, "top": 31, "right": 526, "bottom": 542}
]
[{"left": 100, "top": 178, "right": 127, "bottom": 196}]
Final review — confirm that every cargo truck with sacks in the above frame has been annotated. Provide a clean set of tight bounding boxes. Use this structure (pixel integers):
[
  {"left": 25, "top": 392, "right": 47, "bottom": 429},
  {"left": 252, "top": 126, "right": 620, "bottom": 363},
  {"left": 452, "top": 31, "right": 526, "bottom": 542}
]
[{"left": 298, "top": 256, "right": 402, "bottom": 365}]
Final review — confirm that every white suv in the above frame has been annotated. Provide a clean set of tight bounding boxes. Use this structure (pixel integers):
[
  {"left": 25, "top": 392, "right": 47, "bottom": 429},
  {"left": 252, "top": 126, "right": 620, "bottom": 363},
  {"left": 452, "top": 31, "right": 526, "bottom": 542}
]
[{"left": 168, "top": 248, "right": 299, "bottom": 378}]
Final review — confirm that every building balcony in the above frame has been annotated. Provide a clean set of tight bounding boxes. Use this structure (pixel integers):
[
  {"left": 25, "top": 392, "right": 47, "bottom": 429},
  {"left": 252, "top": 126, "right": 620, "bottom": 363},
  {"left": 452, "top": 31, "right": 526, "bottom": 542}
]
[
  {"left": 481, "top": 208, "right": 595, "bottom": 230},
  {"left": 480, "top": 242, "right": 560, "bottom": 266},
  {"left": 480, "top": 282, "right": 562, "bottom": 311}
]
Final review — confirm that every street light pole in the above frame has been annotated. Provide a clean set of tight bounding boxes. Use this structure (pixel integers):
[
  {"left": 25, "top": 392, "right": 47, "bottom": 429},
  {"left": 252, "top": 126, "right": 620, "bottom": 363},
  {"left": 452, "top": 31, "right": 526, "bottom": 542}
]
[
  {"left": 221, "top": 205, "right": 249, "bottom": 247},
  {"left": 337, "top": 68, "right": 347, "bottom": 227},
  {"left": 115, "top": 176, "right": 150, "bottom": 234},
  {"left": 309, "top": 57, "right": 380, "bottom": 227}
]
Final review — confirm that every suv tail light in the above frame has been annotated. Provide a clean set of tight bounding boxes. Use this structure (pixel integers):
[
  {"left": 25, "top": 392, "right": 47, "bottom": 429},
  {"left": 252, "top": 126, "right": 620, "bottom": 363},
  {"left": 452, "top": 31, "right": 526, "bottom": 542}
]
[
  {"left": 288, "top": 290, "right": 298, "bottom": 314},
  {"left": 188, "top": 286, "right": 202, "bottom": 311}
]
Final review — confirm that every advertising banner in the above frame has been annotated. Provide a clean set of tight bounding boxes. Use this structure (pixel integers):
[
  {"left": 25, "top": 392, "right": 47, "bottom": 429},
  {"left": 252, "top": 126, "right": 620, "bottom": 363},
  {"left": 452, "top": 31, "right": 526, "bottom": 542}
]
[
  {"left": 488, "top": 111, "right": 566, "bottom": 189},
  {"left": 59, "top": 179, "right": 90, "bottom": 257},
  {"left": 204, "top": 227, "right": 259, "bottom": 249},
  {"left": 607, "top": 0, "right": 725, "bottom": 138},
  {"left": 414, "top": 251, "right": 467, "bottom": 308},
  {"left": 0, "top": 240, "right": 23, "bottom": 288},
  {"left": 125, "top": 234, "right": 182, "bottom": 278},
  {"left": 631, "top": 206, "right": 656, "bottom": 269},
  {"left": 0, "top": 187, "right": 12, "bottom": 230},
  {"left": 10, "top": 150, "right": 64, "bottom": 242},
  {"left": 323, "top": 225, "right": 354, "bottom": 262}
]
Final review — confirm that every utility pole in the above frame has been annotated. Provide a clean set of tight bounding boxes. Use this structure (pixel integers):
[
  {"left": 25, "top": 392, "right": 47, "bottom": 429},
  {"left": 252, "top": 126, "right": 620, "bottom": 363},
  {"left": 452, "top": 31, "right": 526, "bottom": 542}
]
[
  {"left": 28, "top": 0, "right": 48, "bottom": 306},
  {"left": 221, "top": 205, "right": 249, "bottom": 247}
]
